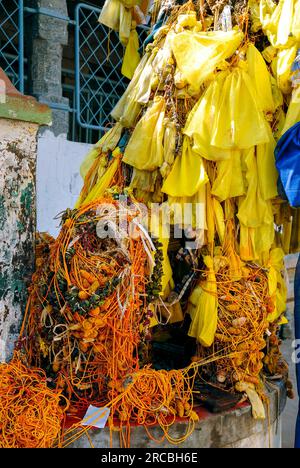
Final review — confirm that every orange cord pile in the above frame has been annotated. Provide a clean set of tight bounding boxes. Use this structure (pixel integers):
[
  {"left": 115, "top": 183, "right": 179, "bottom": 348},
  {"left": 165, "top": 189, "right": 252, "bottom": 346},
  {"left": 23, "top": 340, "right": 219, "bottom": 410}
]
[
  {"left": 18, "top": 198, "right": 203, "bottom": 448},
  {"left": 192, "top": 258, "right": 271, "bottom": 395},
  {"left": 0, "top": 355, "right": 68, "bottom": 448},
  {"left": 22, "top": 199, "right": 157, "bottom": 409},
  {"left": 59, "top": 366, "right": 198, "bottom": 448}
]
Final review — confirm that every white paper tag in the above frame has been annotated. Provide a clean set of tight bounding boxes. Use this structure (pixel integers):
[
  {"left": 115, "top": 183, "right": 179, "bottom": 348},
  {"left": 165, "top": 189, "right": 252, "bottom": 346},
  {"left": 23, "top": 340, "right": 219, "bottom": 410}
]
[{"left": 81, "top": 405, "right": 110, "bottom": 429}]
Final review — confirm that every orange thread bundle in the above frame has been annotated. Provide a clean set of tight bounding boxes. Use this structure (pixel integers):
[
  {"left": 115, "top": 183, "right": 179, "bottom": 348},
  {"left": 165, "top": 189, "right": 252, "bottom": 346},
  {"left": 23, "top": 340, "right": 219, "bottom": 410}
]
[{"left": 0, "top": 356, "right": 68, "bottom": 448}]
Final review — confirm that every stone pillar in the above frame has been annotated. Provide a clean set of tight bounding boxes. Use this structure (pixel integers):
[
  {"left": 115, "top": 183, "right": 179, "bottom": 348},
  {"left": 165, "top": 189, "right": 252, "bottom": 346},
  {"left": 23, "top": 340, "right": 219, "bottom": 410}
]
[
  {"left": 28, "top": 0, "right": 69, "bottom": 137},
  {"left": 0, "top": 69, "right": 51, "bottom": 362}
]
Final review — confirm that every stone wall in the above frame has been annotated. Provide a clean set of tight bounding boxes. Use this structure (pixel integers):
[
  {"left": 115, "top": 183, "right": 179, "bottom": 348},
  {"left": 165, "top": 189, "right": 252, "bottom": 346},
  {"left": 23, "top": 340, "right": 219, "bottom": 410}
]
[
  {"left": 0, "top": 118, "right": 39, "bottom": 361},
  {"left": 28, "top": 0, "right": 69, "bottom": 137}
]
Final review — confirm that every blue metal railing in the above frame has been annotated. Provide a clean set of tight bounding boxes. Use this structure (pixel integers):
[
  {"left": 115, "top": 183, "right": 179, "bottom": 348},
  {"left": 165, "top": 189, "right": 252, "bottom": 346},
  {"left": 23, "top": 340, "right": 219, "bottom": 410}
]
[
  {"left": 0, "top": 0, "right": 24, "bottom": 93},
  {"left": 75, "top": 3, "right": 149, "bottom": 133},
  {"left": 0, "top": 1, "right": 150, "bottom": 141}
]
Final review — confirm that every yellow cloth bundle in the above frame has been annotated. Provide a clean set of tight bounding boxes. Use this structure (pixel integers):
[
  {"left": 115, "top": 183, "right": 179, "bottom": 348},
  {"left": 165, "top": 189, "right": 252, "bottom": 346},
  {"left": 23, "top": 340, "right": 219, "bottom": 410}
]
[
  {"left": 79, "top": 123, "right": 123, "bottom": 180},
  {"left": 162, "top": 137, "right": 208, "bottom": 197},
  {"left": 211, "top": 66, "right": 270, "bottom": 149},
  {"left": 123, "top": 96, "right": 165, "bottom": 171},
  {"left": 111, "top": 52, "right": 155, "bottom": 126},
  {"left": 122, "top": 28, "right": 141, "bottom": 79},
  {"left": 184, "top": 72, "right": 231, "bottom": 160},
  {"left": 170, "top": 29, "right": 244, "bottom": 92},
  {"left": 256, "top": 129, "right": 278, "bottom": 201},
  {"left": 76, "top": 149, "right": 121, "bottom": 208},
  {"left": 99, "top": 0, "right": 121, "bottom": 31},
  {"left": 160, "top": 119, "right": 177, "bottom": 178},
  {"left": 185, "top": 66, "right": 270, "bottom": 159},
  {"left": 276, "top": 45, "right": 298, "bottom": 94},
  {"left": 211, "top": 150, "right": 245, "bottom": 201},
  {"left": 259, "top": 0, "right": 295, "bottom": 47},
  {"left": 238, "top": 147, "right": 274, "bottom": 229},
  {"left": 246, "top": 43, "right": 275, "bottom": 113},
  {"left": 167, "top": 183, "right": 207, "bottom": 232},
  {"left": 188, "top": 256, "right": 218, "bottom": 347}
]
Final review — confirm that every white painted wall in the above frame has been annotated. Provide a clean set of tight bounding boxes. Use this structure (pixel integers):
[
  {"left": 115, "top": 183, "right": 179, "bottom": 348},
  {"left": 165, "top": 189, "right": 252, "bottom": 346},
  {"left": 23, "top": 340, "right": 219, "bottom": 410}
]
[{"left": 37, "top": 131, "right": 92, "bottom": 237}]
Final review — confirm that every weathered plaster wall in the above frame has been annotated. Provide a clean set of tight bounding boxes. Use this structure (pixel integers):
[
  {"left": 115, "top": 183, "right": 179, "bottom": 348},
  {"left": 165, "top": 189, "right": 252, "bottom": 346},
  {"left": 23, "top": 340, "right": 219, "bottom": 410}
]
[
  {"left": 37, "top": 131, "right": 92, "bottom": 236},
  {"left": 0, "top": 118, "right": 38, "bottom": 362}
]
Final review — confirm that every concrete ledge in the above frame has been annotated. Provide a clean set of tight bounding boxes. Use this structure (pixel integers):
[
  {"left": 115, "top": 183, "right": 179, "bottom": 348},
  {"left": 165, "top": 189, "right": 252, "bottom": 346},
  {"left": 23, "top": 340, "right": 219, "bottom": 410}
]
[
  {"left": 70, "top": 381, "right": 286, "bottom": 448},
  {"left": 0, "top": 69, "right": 52, "bottom": 126}
]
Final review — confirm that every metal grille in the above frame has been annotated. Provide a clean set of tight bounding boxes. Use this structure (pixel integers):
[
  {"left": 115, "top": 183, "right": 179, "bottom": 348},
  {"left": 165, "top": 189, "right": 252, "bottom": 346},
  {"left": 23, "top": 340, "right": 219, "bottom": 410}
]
[
  {"left": 75, "top": 3, "right": 148, "bottom": 132},
  {"left": 0, "top": 0, "right": 24, "bottom": 92}
]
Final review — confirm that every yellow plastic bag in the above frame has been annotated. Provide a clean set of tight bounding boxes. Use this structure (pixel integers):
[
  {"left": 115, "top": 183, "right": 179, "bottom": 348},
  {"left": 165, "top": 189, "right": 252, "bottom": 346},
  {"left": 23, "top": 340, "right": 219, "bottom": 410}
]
[
  {"left": 162, "top": 137, "right": 208, "bottom": 197},
  {"left": 184, "top": 71, "right": 231, "bottom": 160},
  {"left": 259, "top": 0, "right": 294, "bottom": 47},
  {"left": 121, "top": 28, "right": 140, "bottom": 79},
  {"left": 262, "top": 45, "right": 277, "bottom": 63},
  {"left": 119, "top": 3, "right": 132, "bottom": 45},
  {"left": 256, "top": 129, "right": 278, "bottom": 201},
  {"left": 79, "top": 123, "right": 123, "bottom": 180},
  {"left": 98, "top": 0, "right": 121, "bottom": 31},
  {"left": 151, "top": 31, "right": 174, "bottom": 77},
  {"left": 111, "top": 52, "right": 152, "bottom": 126},
  {"left": 239, "top": 221, "right": 275, "bottom": 262},
  {"left": 176, "top": 12, "right": 198, "bottom": 29},
  {"left": 160, "top": 119, "right": 177, "bottom": 178},
  {"left": 167, "top": 183, "right": 207, "bottom": 232},
  {"left": 292, "top": 0, "right": 300, "bottom": 39},
  {"left": 79, "top": 147, "right": 101, "bottom": 182},
  {"left": 277, "top": 0, "right": 294, "bottom": 46},
  {"left": 134, "top": 49, "right": 157, "bottom": 104},
  {"left": 246, "top": 43, "right": 275, "bottom": 113},
  {"left": 100, "top": 122, "right": 124, "bottom": 153},
  {"left": 76, "top": 150, "right": 121, "bottom": 208},
  {"left": 276, "top": 45, "right": 297, "bottom": 95},
  {"left": 238, "top": 147, "right": 274, "bottom": 228},
  {"left": 211, "top": 150, "right": 245, "bottom": 201},
  {"left": 211, "top": 67, "right": 270, "bottom": 149},
  {"left": 120, "top": 0, "right": 141, "bottom": 7},
  {"left": 123, "top": 96, "right": 165, "bottom": 171},
  {"left": 249, "top": 0, "right": 262, "bottom": 32},
  {"left": 188, "top": 256, "right": 218, "bottom": 347},
  {"left": 170, "top": 29, "right": 243, "bottom": 92},
  {"left": 235, "top": 382, "right": 266, "bottom": 420}
]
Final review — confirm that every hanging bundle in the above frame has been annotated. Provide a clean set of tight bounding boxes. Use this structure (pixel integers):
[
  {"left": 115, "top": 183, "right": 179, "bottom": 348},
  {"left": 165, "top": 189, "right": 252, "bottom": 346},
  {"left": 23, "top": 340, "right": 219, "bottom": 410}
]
[
  {"left": 8, "top": 1, "right": 300, "bottom": 449},
  {"left": 123, "top": 96, "right": 166, "bottom": 171}
]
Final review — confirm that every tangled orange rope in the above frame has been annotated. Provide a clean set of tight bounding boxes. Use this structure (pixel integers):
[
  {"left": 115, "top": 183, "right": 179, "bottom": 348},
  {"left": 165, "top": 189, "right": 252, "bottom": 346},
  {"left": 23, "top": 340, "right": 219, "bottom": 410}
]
[
  {"left": 0, "top": 356, "right": 68, "bottom": 448},
  {"left": 58, "top": 366, "right": 198, "bottom": 448}
]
